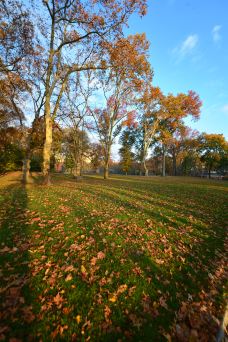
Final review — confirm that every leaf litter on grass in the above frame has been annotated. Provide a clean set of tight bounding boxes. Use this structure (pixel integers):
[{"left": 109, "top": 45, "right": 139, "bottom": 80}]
[{"left": 0, "top": 172, "right": 227, "bottom": 341}]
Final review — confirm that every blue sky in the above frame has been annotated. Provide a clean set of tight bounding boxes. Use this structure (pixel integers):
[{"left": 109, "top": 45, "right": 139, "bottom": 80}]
[{"left": 125, "top": 0, "right": 228, "bottom": 137}]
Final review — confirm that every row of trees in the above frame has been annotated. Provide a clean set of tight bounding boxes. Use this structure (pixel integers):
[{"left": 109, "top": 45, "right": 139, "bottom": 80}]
[
  {"left": 0, "top": 0, "right": 227, "bottom": 181},
  {"left": 1, "top": 112, "right": 227, "bottom": 179},
  {"left": 119, "top": 129, "right": 228, "bottom": 178}
]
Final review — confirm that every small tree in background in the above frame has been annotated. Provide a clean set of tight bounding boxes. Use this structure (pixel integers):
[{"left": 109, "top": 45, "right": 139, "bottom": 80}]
[
  {"left": 137, "top": 85, "right": 164, "bottom": 176},
  {"left": 63, "top": 128, "right": 90, "bottom": 177},
  {"left": 198, "top": 133, "right": 228, "bottom": 178},
  {"left": 159, "top": 90, "right": 202, "bottom": 176},
  {"left": 119, "top": 128, "right": 135, "bottom": 175},
  {"left": 90, "top": 33, "right": 151, "bottom": 179},
  {"left": 90, "top": 143, "right": 104, "bottom": 174}
]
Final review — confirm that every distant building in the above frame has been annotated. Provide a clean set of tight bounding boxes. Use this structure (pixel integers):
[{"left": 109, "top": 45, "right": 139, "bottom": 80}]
[{"left": 54, "top": 152, "right": 65, "bottom": 173}]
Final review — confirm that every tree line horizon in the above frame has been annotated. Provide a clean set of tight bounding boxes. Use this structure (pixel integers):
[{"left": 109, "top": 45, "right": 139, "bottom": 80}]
[{"left": 0, "top": 0, "right": 227, "bottom": 182}]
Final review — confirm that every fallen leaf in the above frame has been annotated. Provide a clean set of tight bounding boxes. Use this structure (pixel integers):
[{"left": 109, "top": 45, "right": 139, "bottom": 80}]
[
  {"left": 75, "top": 315, "right": 81, "bottom": 324},
  {"left": 53, "top": 293, "right": 64, "bottom": 306},
  {"left": 104, "top": 305, "right": 111, "bottom": 322},
  {"left": 81, "top": 265, "right": 86, "bottom": 274},
  {"left": 65, "top": 274, "right": 73, "bottom": 282},
  {"left": 97, "top": 251, "right": 106, "bottom": 260},
  {"left": 155, "top": 259, "right": 165, "bottom": 265},
  {"left": 159, "top": 297, "right": 168, "bottom": 309},
  {"left": 90, "top": 257, "right": 97, "bottom": 266},
  {"left": 117, "top": 284, "right": 128, "bottom": 295},
  {"left": 109, "top": 295, "right": 117, "bottom": 303},
  {"left": 0, "top": 246, "right": 11, "bottom": 253}
]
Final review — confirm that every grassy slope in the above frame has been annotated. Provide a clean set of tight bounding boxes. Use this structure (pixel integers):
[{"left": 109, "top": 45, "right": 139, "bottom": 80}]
[{"left": 0, "top": 172, "right": 227, "bottom": 341}]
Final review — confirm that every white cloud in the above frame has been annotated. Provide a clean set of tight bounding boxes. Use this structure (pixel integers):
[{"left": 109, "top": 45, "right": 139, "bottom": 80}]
[
  {"left": 222, "top": 104, "right": 228, "bottom": 114},
  {"left": 180, "top": 35, "right": 198, "bottom": 56},
  {"left": 172, "top": 34, "right": 199, "bottom": 61},
  {"left": 212, "top": 25, "right": 222, "bottom": 43}
]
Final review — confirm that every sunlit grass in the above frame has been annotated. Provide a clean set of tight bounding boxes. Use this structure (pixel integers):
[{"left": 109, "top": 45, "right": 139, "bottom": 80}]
[{"left": 0, "top": 172, "right": 227, "bottom": 341}]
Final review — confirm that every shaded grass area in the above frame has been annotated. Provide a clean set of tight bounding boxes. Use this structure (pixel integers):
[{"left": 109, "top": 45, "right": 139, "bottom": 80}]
[{"left": 0, "top": 172, "right": 227, "bottom": 341}]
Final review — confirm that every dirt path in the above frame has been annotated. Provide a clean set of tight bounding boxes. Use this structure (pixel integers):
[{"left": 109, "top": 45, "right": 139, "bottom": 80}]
[{"left": 0, "top": 172, "right": 22, "bottom": 189}]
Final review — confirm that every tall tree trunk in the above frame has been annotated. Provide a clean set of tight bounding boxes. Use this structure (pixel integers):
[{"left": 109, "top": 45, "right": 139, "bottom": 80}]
[
  {"left": 172, "top": 147, "right": 177, "bottom": 176},
  {"left": 143, "top": 158, "right": 148, "bottom": 176},
  {"left": 104, "top": 145, "right": 111, "bottom": 179},
  {"left": 73, "top": 164, "right": 81, "bottom": 178},
  {"left": 43, "top": 99, "right": 52, "bottom": 185},
  {"left": 73, "top": 157, "right": 82, "bottom": 179},
  {"left": 80, "top": 121, "right": 84, "bottom": 177},
  {"left": 22, "top": 117, "right": 38, "bottom": 184},
  {"left": 162, "top": 145, "right": 166, "bottom": 177},
  {"left": 104, "top": 159, "right": 109, "bottom": 179},
  {"left": 42, "top": 16, "right": 55, "bottom": 185},
  {"left": 22, "top": 153, "right": 31, "bottom": 184},
  {"left": 141, "top": 142, "right": 148, "bottom": 176},
  {"left": 22, "top": 134, "right": 31, "bottom": 184},
  {"left": 208, "top": 168, "right": 211, "bottom": 179}
]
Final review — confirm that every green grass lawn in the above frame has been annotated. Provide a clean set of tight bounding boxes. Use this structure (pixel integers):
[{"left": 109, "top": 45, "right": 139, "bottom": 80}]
[{"left": 0, "top": 172, "right": 227, "bottom": 341}]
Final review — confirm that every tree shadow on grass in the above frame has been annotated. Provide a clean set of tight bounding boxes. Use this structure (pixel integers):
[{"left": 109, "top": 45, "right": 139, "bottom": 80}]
[
  {"left": 1, "top": 174, "right": 223, "bottom": 341},
  {"left": 29, "top": 172, "right": 43, "bottom": 184},
  {"left": 80, "top": 185, "right": 193, "bottom": 232},
  {"left": 96, "top": 229, "right": 227, "bottom": 341},
  {"left": 0, "top": 183, "right": 36, "bottom": 340},
  {"left": 64, "top": 178, "right": 227, "bottom": 340},
  {"left": 82, "top": 176, "right": 227, "bottom": 227}
]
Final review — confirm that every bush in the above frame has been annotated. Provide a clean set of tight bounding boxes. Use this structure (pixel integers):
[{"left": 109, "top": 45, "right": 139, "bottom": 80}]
[
  {"left": 0, "top": 144, "right": 23, "bottom": 173},
  {"left": 30, "top": 154, "right": 42, "bottom": 172}
]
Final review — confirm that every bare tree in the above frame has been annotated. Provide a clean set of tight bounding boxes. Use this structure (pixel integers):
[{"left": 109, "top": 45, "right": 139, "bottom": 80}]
[{"left": 37, "top": 0, "right": 147, "bottom": 184}]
